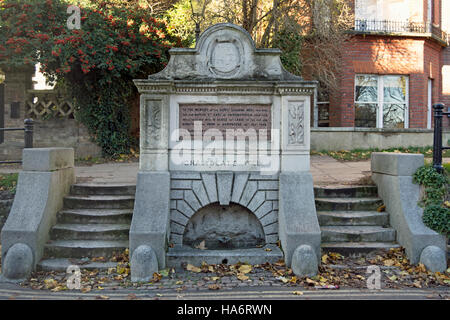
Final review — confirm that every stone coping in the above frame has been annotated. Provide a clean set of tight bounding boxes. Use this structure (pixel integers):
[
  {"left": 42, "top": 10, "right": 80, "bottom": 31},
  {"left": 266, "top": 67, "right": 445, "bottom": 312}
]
[{"left": 312, "top": 127, "right": 434, "bottom": 133}]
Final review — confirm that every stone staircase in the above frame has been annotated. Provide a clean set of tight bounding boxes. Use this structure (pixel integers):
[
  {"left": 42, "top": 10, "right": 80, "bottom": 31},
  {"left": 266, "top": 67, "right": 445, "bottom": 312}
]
[
  {"left": 314, "top": 185, "right": 400, "bottom": 255},
  {"left": 37, "top": 184, "right": 135, "bottom": 271}
]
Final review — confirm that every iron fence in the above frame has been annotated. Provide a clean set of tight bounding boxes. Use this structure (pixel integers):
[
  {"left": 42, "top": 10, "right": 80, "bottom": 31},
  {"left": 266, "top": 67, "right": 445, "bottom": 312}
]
[{"left": 0, "top": 118, "right": 34, "bottom": 164}]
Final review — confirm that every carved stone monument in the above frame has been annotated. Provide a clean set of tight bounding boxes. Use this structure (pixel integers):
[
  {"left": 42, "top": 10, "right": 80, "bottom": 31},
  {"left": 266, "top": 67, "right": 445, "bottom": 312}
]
[{"left": 131, "top": 23, "right": 320, "bottom": 281}]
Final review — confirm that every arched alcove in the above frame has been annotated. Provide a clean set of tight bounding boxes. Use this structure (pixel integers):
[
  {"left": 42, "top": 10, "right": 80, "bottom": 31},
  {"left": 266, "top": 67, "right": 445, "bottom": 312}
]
[{"left": 183, "top": 202, "right": 266, "bottom": 250}]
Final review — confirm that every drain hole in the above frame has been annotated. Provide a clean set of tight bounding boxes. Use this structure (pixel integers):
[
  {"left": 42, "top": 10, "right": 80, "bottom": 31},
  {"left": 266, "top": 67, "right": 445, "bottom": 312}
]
[{"left": 222, "top": 259, "right": 228, "bottom": 264}]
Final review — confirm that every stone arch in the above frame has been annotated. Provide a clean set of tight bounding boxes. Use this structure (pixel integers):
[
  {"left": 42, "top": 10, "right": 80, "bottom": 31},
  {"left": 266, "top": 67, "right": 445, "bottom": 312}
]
[
  {"left": 183, "top": 202, "right": 266, "bottom": 249},
  {"left": 169, "top": 172, "right": 279, "bottom": 247}
]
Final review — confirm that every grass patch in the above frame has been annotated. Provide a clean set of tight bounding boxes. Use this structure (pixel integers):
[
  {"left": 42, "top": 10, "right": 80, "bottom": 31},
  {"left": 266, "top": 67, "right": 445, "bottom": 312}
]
[
  {"left": 311, "top": 146, "right": 450, "bottom": 162},
  {"left": 0, "top": 173, "right": 19, "bottom": 194}
]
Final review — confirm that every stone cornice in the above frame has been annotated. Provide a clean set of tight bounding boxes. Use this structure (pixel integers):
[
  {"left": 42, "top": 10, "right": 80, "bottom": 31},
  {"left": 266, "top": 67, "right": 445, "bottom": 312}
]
[{"left": 133, "top": 80, "right": 316, "bottom": 96}]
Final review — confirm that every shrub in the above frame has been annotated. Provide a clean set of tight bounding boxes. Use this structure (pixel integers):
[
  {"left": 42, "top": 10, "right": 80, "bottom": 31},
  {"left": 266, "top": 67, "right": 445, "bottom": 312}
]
[
  {"left": 0, "top": 0, "right": 181, "bottom": 157},
  {"left": 413, "top": 165, "right": 450, "bottom": 236},
  {"left": 422, "top": 205, "right": 450, "bottom": 236}
]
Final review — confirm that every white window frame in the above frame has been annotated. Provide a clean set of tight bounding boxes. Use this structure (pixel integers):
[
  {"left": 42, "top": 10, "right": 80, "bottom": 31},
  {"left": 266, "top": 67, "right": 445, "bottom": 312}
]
[{"left": 354, "top": 74, "right": 409, "bottom": 129}]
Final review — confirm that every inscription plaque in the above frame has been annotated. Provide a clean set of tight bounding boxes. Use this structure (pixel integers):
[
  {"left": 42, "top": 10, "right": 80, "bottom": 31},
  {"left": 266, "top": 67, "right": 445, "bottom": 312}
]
[{"left": 179, "top": 104, "right": 271, "bottom": 137}]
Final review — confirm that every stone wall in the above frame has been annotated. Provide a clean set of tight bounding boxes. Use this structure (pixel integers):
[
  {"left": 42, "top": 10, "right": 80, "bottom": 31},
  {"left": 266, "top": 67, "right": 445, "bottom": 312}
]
[
  {"left": 311, "top": 127, "right": 450, "bottom": 151},
  {"left": 0, "top": 118, "right": 101, "bottom": 161},
  {"left": 169, "top": 172, "right": 279, "bottom": 248}
]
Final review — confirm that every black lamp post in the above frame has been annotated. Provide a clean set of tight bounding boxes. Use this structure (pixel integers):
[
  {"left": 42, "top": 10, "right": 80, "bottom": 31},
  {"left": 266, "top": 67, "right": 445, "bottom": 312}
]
[{"left": 189, "top": 0, "right": 208, "bottom": 43}]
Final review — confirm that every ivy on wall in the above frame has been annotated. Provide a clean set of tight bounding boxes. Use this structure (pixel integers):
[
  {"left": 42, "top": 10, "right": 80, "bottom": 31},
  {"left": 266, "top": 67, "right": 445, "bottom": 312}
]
[{"left": 413, "top": 165, "right": 450, "bottom": 236}]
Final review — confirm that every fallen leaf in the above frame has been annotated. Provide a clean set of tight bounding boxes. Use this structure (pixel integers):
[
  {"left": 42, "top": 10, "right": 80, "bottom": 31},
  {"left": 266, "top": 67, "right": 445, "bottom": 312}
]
[
  {"left": 290, "top": 276, "right": 298, "bottom": 284},
  {"left": 81, "top": 286, "right": 92, "bottom": 293},
  {"left": 237, "top": 273, "right": 249, "bottom": 281},
  {"left": 377, "top": 204, "right": 386, "bottom": 212},
  {"left": 96, "top": 295, "right": 109, "bottom": 300},
  {"left": 383, "top": 259, "right": 395, "bottom": 266},
  {"left": 175, "top": 280, "right": 184, "bottom": 285},
  {"left": 292, "top": 291, "right": 303, "bottom": 295},
  {"left": 388, "top": 275, "right": 397, "bottom": 281},
  {"left": 239, "top": 264, "right": 252, "bottom": 274},
  {"left": 186, "top": 264, "right": 202, "bottom": 273},
  {"left": 44, "top": 279, "right": 58, "bottom": 290},
  {"left": 277, "top": 276, "right": 289, "bottom": 283},
  {"left": 264, "top": 248, "right": 272, "bottom": 252},
  {"left": 321, "top": 254, "right": 329, "bottom": 264},
  {"left": 208, "top": 284, "right": 221, "bottom": 290},
  {"left": 153, "top": 272, "right": 162, "bottom": 282}
]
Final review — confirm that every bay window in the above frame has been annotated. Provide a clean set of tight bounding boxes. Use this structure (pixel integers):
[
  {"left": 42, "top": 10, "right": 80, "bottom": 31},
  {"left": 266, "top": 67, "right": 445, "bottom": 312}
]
[{"left": 355, "top": 74, "right": 408, "bottom": 128}]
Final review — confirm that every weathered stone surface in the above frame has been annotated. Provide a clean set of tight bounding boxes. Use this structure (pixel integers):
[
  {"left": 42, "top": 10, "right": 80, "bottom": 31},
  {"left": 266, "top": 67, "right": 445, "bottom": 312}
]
[
  {"left": 291, "top": 244, "right": 318, "bottom": 277},
  {"left": 130, "top": 245, "right": 158, "bottom": 283},
  {"left": 239, "top": 181, "right": 257, "bottom": 207},
  {"left": 247, "top": 191, "right": 265, "bottom": 212},
  {"left": 183, "top": 190, "right": 202, "bottom": 212},
  {"left": 419, "top": 245, "right": 447, "bottom": 272},
  {"left": 201, "top": 173, "right": 218, "bottom": 203},
  {"left": 371, "top": 152, "right": 447, "bottom": 264},
  {"left": 192, "top": 180, "right": 209, "bottom": 207},
  {"left": 177, "top": 200, "right": 195, "bottom": 218},
  {"left": 371, "top": 152, "right": 424, "bottom": 176},
  {"left": 278, "top": 172, "right": 321, "bottom": 266},
  {"left": 130, "top": 172, "right": 170, "bottom": 270},
  {"left": 231, "top": 174, "right": 249, "bottom": 203},
  {"left": 217, "top": 172, "right": 233, "bottom": 205},
  {"left": 22, "top": 148, "right": 74, "bottom": 172},
  {"left": 1, "top": 148, "right": 75, "bottom": 269},
  {"left": 0, "top": 243, "right": 34, "bottom": 282}
]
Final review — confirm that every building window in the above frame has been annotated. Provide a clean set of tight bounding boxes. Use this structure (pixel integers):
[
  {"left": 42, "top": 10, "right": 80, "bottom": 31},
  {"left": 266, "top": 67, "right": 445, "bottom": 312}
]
[{"left": 355, "top": 74, "right": 408, "bottom": 128}]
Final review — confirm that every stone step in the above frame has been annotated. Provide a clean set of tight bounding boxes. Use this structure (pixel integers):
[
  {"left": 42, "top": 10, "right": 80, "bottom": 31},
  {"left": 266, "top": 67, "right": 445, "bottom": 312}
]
[
  {"left": 63, "top": 195, "right": 135, "bottom": 210},
  {"left": 167, "top": 245, "right": 283, "bottom": 270},
  {"left": 314, "top": 186, "right": 378, "bottom": 198},
  {"left": 315, "top": 197, "right": 384, "bottom": 211},
  {"left": 37, "top": 258, "right": 118, "bottom": 272},
  {"left": 317, "top": 211, "right": 389, "bottom": 226},
  {"left": 321, "top": 242, "right": 401, "bottom": 255},
  {"left": 57, "top": 209, "right": 133, "bottom": 224},
  {"left": 70, "top": 184, "right": 136, "bottom": 196},
  {"left": 43, "top": 240, "right": 128, "bottom": 259},
  {"left": 50, "top": 223, "right": 130, "bottom": 240},
  {"left": 321, "top": 226, "right": 396, "bottom": 242}
]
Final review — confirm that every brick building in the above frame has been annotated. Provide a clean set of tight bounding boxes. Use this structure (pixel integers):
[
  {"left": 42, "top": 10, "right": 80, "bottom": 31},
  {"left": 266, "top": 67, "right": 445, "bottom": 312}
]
[{"left": 327, "top": 0, "right": 449, "bottom": 129}]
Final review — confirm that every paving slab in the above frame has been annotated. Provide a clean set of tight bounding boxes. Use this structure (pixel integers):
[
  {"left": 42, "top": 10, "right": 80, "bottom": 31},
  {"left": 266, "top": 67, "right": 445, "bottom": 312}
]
[{"left": 1, "top": 156, "right": 448, "bottom": 187}]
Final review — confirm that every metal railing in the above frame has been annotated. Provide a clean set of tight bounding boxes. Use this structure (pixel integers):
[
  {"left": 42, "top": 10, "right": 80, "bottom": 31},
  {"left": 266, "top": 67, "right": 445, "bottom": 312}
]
[
  {"left": 432, "top": 103, "right": 449, "bottom": 173},
  {"left": 354, "top": 19, "right": 449, "bottom": 44},
  {"left": 0, "top": 118, "right": 34, "bottom": 164}
]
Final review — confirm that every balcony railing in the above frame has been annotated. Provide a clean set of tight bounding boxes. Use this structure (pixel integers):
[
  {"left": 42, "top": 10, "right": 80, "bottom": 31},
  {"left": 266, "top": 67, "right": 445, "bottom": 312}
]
[{"left": 353, "top": 19, "right": 449, "bottom": 44}]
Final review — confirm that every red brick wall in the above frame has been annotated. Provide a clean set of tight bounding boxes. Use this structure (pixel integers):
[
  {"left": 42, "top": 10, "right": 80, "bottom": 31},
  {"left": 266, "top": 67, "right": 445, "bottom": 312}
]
[{"left": 330, "top": 34, "right": 442, "bottom": 128}]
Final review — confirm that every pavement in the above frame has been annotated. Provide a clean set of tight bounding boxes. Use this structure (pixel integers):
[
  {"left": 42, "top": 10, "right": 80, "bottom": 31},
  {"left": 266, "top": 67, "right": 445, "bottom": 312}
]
[
  {"left": 0, "top": 155, "right": 373, "bottom": 186},
  {"left": 0, "top": 282, "right": 448, "bottom": 300}
]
